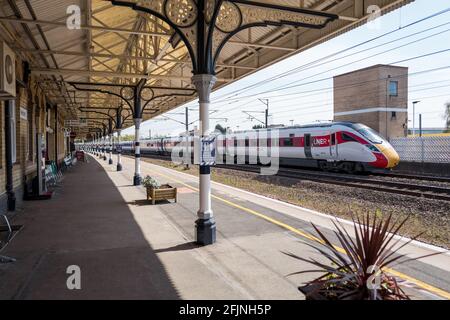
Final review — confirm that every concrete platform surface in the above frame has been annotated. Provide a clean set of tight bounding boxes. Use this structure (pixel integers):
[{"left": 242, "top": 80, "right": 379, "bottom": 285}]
[{"left": 0, "top": 154, "right": 449, "bottom": 300}]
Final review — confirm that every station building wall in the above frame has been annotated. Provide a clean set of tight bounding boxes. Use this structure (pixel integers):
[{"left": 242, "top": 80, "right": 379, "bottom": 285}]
[{"left": 0, "top": 56, "right": 68, "bottom": 215}]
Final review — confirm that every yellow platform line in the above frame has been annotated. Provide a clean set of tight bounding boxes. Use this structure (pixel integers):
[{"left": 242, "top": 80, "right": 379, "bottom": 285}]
[{"left": 144, "top": 167, "right": 450, "bottom": 300}]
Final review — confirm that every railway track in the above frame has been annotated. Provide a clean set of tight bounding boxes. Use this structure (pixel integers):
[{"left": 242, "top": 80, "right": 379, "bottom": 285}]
[
  {"left": 215, "top": 164, "right": 450, "bottom": 202},
  {"left": 126, "top": 153, "right": 450, "bottom": 202},
  {"left": 373, "top": 172, "right": 450, "bottom": 183}
]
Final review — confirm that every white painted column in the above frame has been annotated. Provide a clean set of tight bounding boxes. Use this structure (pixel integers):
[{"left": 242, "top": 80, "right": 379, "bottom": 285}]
[
  {"left": 100, "top": 136, "right": 104, "bottom": 158},
  {"left": 103, "top": 136, "right": 107, "bottom": 160},
  {"left": 116, "top": 129, "right": 122, "bottom": 171},
  {"left": 133, "top": 118, "right": 142, "bottom": 185},
  {"left": 192, "top": 74, "right": 217, "bottom": 245},
  {"left": 108, "top": 134, "right": 113, "bottom": 164},
  {"left": 199, "top": 100, "right": 212, "bottom": 218}
]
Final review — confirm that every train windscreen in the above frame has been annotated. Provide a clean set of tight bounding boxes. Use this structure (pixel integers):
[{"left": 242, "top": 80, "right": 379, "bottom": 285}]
[
  {"left": 342, "top": 123, "right": 384, "bottom": 144},
  {"left": 357, "top": 127, "right": 384, "bottom": 144}
]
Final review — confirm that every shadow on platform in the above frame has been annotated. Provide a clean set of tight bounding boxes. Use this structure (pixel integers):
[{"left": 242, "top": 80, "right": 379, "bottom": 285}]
[{"left": 0, "top": 156, "right": 181, "bottom": 300}]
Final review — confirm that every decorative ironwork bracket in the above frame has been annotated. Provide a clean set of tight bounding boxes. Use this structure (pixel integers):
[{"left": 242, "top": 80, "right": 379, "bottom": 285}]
[
  {"left": 69, "top": 80, "right": 196, "bottom": 118},
  {"left": 109, "top": 0, "right": 338, "bottom": 74},
  {"left": 79, "top": 105, "right": 133, "bottom": 130}
]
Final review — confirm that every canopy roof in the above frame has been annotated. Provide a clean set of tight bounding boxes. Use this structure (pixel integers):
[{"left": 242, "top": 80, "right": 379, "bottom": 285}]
[{"left": 0, "top": 0, "right": 413, "bottom": 136}]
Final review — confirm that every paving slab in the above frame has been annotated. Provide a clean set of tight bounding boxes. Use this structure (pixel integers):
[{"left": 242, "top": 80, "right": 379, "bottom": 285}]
[{"left": 1, "top": 154, "right": 449, "bottom": 300}]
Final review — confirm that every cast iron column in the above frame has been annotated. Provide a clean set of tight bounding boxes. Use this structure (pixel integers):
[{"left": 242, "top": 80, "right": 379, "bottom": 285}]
[
  {"left": 108, "top": 119, "right": 113, "bottom": 164},
  {"left": 95, "top": 134, "right": 99, "bottom": 156},
  {"left": 5, "top": 100, "right": 16, "bottom": 211},
  {"left": 133, "top": 118, "right": 142, "bottom": 185},
  {"left": 133, "top": 80, "right": 144, "bottom": 186},
  {"left": 117, "top": 129, "right": 122, "bottom": 171},
  {"left": 192, "top": 74, "right": 217, "bottom": 245},
  {"left": 103, "top": 127, "right": 107, "bottom": 161},
  {"left": 108, "top": 134, "right": 113, "bottom": 164}
]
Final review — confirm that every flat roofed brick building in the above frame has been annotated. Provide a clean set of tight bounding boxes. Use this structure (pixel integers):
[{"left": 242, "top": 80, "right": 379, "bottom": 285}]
[{"left": 333, "top": 65, "right": 409, "bottom": 141}]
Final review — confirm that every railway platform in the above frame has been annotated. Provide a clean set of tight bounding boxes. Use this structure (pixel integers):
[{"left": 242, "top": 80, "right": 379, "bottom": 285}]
[{"left": 0, "top": 154, "right": 449, "bottom": 300}]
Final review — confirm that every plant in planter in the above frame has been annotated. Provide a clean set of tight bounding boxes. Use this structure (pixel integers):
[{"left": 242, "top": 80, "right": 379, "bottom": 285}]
[
  {"left": 142, "top": 175, "right": 177, "bottom": 205},
  {"left": 284, "top": 213, "right": 439, "bottom": 300},
  {"left": 142, "top": 175, "right": 161, "bottom": 189}
]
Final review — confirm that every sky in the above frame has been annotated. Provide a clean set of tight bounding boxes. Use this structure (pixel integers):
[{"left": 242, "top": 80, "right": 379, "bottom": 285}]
[{"left": 122, "top": 0, "right": 450, "bottom": 138}]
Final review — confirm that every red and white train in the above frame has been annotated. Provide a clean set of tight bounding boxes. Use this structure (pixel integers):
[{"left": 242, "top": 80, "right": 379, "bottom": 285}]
[{"left": 117, "top": 122, "right": 400, "bottom": 173}]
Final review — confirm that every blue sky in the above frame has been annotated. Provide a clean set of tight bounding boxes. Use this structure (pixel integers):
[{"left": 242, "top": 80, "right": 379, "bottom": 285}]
[{"left": 123, "top": 0, "right": 450, "bottom": 138}]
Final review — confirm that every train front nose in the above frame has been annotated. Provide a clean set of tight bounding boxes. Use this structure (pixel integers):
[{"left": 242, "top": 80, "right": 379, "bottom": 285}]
[{"left": 376, "top": 144, "right": 400, "bottom": 168}]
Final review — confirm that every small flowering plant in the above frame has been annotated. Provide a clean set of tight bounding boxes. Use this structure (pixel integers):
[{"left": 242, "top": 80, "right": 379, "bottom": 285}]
[{"left": 142, "top": 175, "right": 161, "bottom": 189}]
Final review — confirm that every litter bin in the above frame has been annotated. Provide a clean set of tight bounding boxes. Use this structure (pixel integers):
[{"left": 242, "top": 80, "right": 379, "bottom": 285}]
[{"left": 75, "top": 151, "right": 85, "bottom": 162}]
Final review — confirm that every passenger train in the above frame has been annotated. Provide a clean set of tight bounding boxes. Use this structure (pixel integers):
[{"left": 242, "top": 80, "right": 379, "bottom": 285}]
[{"left": 115, "top": 122, "right": 400, "bottom": 173}]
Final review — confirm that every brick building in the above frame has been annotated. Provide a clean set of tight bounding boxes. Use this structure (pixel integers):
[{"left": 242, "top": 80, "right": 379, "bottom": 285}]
[
  {"left": 333, "top": 65, "right": 409, "bottom": 141},
  {"left": 0, "top": 46, "right": 69, "bottom": 214}
]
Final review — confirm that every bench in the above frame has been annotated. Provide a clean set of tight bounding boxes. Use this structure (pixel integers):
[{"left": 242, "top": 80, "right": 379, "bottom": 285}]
[
  {"left": 45, "top": 165, "right": 56, "bottom": 186},
  {"left": 62, "top": 155, "right": 72, "bottom": 172},
  {"left": 0, "top": 215, "right": 18, "bottom": 263}
]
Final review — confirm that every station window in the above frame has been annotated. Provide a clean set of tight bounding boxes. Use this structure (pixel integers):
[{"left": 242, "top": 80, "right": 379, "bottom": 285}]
[
  {"left": 389, "top": 81, "right": 398, "bottom": 96},
  {"left": 391, "top": 111, "right": 397, "bottom": 120}
]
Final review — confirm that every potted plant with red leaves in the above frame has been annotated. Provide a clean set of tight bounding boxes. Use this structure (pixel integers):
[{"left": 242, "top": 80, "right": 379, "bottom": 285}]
[{"left": 284, "top": 213, "right": 439, "bottom": 300}]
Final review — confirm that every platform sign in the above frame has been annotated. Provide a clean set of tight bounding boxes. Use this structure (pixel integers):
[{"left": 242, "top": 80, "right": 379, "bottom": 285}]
[
  {"left": 200, "top": 136, "right": 216, "bottom": 166},
  {"left": 64, "top": 119, "right": 88, "bottom": 127},
  {"left": 20, "top": 107, "right": 28, "bottom": 120}
]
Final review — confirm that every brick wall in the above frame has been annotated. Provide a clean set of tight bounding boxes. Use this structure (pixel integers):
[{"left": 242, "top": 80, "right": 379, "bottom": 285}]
[
  {"left": 334, "top": 65, "right": 409, "bottom": 141},
  {"left": 0, "top": 57, "right": 69, "bottom": 214}
]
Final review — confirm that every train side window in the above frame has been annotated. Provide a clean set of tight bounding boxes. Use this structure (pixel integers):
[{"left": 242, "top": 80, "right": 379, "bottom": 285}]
[
  {"left": 342, "top": 132, "right": 357, "bottom": 142},
  {"left": 234, "top": 138, "right": 237, "bottom": 147},
  {"left": 331, "top": 133, "right": 336, "bottom": 145},
  {"left": 283, "top": 135, "right": 294, "bottom": 147},
  {"left": 290, "top": 134, "right": 295, "bottom": 146},
  {"left": 245, "top": 138, "right": 249, "bottom": 147}
]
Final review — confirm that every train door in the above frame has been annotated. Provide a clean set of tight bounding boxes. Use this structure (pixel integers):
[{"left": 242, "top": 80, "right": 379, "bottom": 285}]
[
  {"left": 304, "top": 134, "right": 312, "bottom": 159},
  {"left": 330, "top": 132, "right": 338, "bottom": 158}
]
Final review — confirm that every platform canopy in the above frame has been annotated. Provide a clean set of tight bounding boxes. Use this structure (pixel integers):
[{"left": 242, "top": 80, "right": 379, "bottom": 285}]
[{"left": 0, "top": 0, "right": 413, "bottom": 137}]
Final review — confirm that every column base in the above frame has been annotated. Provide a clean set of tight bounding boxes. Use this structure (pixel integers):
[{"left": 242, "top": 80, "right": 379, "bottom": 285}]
[
  {"left": 103, "top": 156, "right": 107, "bottom": 161},
  {"left": 7, "top": 191, "right": 16, "bottom": 211},
  {"left": 133, "top": 174, "right": 142, "bottom": 186},
  {"left": 108, "top": 159, "right": 113, "bottom": 165},
  {"left": 117, "top": 163, "right": 122, "bottom": 171},
  {"left": 195, "top": 218, "right": 216, "bottom": 245}
]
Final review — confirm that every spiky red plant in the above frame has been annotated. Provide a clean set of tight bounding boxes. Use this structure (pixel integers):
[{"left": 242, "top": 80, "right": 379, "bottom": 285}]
[{"left": 284, "top": 214, "right": 439, "bottom": 300}]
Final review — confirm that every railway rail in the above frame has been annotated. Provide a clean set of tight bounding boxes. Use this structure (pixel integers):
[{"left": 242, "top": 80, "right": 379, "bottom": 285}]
[
  {"left": 123, "top": 153, "right": 450, "bottom": 202},
  {"left": 373, "top": 172, "right": 450, "bottom": 183},
  {"left": 216, "top": 164, "right": 450, "bottom": 202}
]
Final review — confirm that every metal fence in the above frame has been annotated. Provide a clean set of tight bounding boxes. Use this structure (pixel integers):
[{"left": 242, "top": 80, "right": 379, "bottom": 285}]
[{"left": 390, "top": 136, "right": 450, "bottom": 163}]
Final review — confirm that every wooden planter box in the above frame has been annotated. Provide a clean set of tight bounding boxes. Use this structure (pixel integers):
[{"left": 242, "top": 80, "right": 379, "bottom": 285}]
[{"left": 146, "top": 184, "right": 177, "bottom": 205}]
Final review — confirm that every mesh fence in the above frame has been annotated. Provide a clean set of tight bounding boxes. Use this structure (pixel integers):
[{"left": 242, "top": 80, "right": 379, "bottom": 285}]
[{"left": 390, "top": 136, "right": 450, "bottom": 163}]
